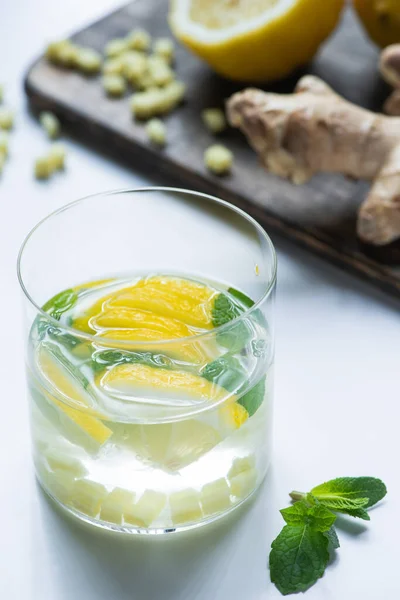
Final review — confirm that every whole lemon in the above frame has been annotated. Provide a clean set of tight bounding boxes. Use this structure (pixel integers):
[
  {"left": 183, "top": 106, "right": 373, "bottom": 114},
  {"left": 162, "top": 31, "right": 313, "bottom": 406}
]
[
  {"left": 169, "top": 0, "right": 345, "bottom": 82},
  {"left": 353, "top": 0, "right": 400, "bottom": 47}
]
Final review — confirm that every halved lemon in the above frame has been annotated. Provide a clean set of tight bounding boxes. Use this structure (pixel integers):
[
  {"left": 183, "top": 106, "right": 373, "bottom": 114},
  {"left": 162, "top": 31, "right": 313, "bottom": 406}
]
[{"left": 169, "top": 0, "right": 345, "bottom": 81}]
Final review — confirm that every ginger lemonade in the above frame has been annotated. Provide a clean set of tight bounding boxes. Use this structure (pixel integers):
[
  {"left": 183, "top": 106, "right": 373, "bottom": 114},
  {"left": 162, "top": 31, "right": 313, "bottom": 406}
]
[
  {"left": 19, "top": 188, "right": 276, "bottom": 533},
  {"left": 28, "top": 274, "right": 272, "bottom": 531}
]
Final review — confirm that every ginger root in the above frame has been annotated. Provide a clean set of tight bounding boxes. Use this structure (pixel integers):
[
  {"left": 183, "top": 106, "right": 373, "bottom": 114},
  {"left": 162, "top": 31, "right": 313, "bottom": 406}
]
[
  {"left": 380, "top": 44, "right": 400, "bottom": 116},
  {"left": 227, "top": 75, "right": 400, "bottom": 246}
]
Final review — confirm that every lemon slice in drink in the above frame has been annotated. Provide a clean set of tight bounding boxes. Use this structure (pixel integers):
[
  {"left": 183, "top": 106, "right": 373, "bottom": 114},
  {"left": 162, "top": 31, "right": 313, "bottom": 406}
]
[
  {"left": 94, "top": 328, "right": 212, "bottom": 365},
  {"left": 169, "top": 0, "right": 344, "bottom": 81},
  {"left": 98, "top": 362, "right": 231, "bottom": 405},
  {"left": 72, "top": 276, "right": 217, "bottom": 333},
  {"left": 36, "top": 345, "right": 112, "bottom": 449}
]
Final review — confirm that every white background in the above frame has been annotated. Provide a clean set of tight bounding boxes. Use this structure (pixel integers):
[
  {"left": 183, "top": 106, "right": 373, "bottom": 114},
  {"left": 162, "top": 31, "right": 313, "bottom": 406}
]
[{"left": 1, "top": 1, "right": 399, "bottom": 598}]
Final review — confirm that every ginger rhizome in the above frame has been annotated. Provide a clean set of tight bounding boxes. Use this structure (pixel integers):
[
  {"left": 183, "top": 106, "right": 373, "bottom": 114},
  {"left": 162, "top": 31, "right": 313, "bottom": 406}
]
[
  {"left": 227, "top": 75, "right": 400, "bottom": 246},
  {"left": 380, "top": 44, "right": 400, "bottom": 116}
]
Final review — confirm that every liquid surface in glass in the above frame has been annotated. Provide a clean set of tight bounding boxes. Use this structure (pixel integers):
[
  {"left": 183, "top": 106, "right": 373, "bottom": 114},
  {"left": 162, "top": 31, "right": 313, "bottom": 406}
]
[{"left": 28, "top": 274, "right": 273, "bottom": 532}]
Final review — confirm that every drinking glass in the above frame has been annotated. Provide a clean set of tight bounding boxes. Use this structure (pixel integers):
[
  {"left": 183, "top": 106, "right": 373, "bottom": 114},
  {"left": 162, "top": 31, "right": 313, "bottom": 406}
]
[{"left": 18, "top": 187, "right": 277, "bottom": 534}]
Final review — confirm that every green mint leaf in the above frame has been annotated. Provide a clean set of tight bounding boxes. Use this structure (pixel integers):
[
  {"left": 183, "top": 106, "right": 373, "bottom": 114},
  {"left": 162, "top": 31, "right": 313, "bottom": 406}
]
[
  {"left": 201, "top": 355, "right": 266, "bottom": 417},
  {"left": 216, "top": 321, "right": 252, "bottom": 353},
  {"left": 269, "top": 524, "right": 329, "bottom": 595},
  {"left": 238, "top": 377, "right": 265, "bottom": 417},
  {"left": 308, "top": 505, "right": 337, "bottom": 532},
  {"left": 324, "top": 526, "right": 340, "bottom": 550},
  {"left": 280, "top": 501, "right": 308, "bottom": 526},
  {"left": 212, "top": 291, "right": 252, "bottom": 352},
  {"left": 201, "top": 355, "right": 245, "bottom": 392},
  {"left": 91, "top": 349, "right": 174, "bottom": 374},
  {"left": 341, "top": 507, "right": 370, "bottom": 521},
  {"left": 212, "top": 293, "right": 243, "bottom": 327},
  {"left": 311, "top": 477, "right": 387, "bottom": 510},
  {"left": 227, "top": 287, "right": 254, "bottom": 308},
  {"left": 42, "top": 289, "right": 78, "bottom": 320},
  {"left": 280, "top": 501, "right": 336, "bottom": 532},
  {"left": 311, "top": 495, "right": 369, "bottom": 512}
]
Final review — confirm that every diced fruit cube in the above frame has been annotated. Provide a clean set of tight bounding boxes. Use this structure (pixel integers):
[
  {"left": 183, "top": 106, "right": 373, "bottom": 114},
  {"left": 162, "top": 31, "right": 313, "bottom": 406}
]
[
  {"left": 169, "top": 488, "right": 203, "bottom": 525},
  {"left": 200, "top": 478, "right": 232, "bottom": 516},
  {"left": 228, "top": 455, "right": 256, "bottom": 478},
  {"left": 0, "top": 107, "right": 14, "bottom": 130},
  {"left": 105, "top": 38, "right": 128, "bottom": 58},
  {"left": 48, "top": 143, "right": 66, "bottom": 171},
  {"left": 0, "top": 132, "right": 9, "bottom": 157},
  {"left": 153, "top": 38, "right": 175, "bottom": 63},
  {"left": 202, "top": 108, "right": 227, "bottom": 134},
  {"left": 124, "top": 490, "right": 166, "bottom": 527},
  {"left": 204, "top": 144, "right": 233, "bottom": 175},
  {"left": 68, "top": 480, "right": 108, "bottom": 517},
  {"left": 145, "top": 118, "right": 167, "bottom": 146},
  {"left": 34, "top": 156, "right": 52, "bottom": 179},
  {"left": 229, "top": 469, "right": 257, "bottom": 499},
  {"left": 45, "top": 448, "right": 87, "bottom": 478},
  {"left": 126, "top": 28, "right": 151, "bottom": 51},
  {"left": 138, "top": 419, "right": 221, "bottom": 471},
  {"left": 75, "top": 48, "right": 102, "bottom": 73},
  {"left": 102, "top": 74, "right": 127, "bottom": 97},
  {"left": 37, "top": 462, "right": 76, "bottom": 505},
  {"left": 228, "top": 456, "right": 257, "bottom": 499},
  {"left": 39, "top": 111, "right": 60, "bottom": 139},
  {"left": 100, "top": 487, "right": 136, "bottom": 525}
]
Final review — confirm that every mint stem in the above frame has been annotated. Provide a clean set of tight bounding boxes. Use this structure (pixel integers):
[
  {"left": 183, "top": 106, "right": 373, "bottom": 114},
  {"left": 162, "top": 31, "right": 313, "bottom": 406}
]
[{"left": 289, "top": 490, "right": 306, "bottom": 502}]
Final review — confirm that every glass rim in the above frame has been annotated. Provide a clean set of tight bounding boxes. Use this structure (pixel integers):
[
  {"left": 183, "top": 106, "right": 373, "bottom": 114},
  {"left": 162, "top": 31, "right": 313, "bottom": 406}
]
[{"left": 17, "top": 186, "right": 277, "bottom": 347}]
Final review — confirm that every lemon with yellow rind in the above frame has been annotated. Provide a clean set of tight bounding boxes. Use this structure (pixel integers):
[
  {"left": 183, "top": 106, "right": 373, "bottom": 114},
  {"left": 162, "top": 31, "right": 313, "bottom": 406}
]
[
  {"left": 99, "top": 362, "right": 231, "bottom": 404},
  {"left": 72, "top": 275, "right": 216, "bottom": 333},
  {"left": 353, "top": 0, "right": 400, "bottom": 48},
  {"left": 37, "top": 346, "right": 113, "bottom": 448},
  {"left": 169, "top": 0, "right": 345, "bottom": 82},
  {"left": 219, "top": 401, "right": 249, "bottom": 432},
  {"left": 94, "top": 328, "right": 212, "bottom": 365}
]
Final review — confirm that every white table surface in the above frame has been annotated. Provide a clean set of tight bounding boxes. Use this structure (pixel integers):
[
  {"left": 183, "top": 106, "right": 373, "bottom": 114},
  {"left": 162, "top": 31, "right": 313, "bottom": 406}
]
[{"left": 1, "top": 2, "right": 399, "bottom": 599}]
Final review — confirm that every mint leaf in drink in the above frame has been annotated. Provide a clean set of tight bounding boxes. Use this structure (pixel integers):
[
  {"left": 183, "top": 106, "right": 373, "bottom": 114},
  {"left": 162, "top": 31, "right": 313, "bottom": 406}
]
[
  {"left": 238, "top": 377, "right": 265, "bottom": 416},
  {"left": 311, "top": 477, "right": 387, "bottom": 510},
  {"left": 269, "top": 524, "right": 330, "bottom": 595},
  {"left": 201, "top": 355, "right": 245, "bottom": 392},
  {"left": 324, "top": 526, "right": 340, "bottom": 549},
  {"left": 212, "top": 289, "right": 253, "bottom": 352},
  {"left": 227, "top": 287, "right": 254, "bottom": 308},
  {"left": 201, "top": 355, "right": 265, "bottom": 417},
  {"left": 43, "top": 288, "right": 78, "bottom": 320},
  {"left": 212, "top": 293, "right": 243, "bottom": 327},
  {"left": 91, "top": 349, "right": 174, "bottom": 374}
]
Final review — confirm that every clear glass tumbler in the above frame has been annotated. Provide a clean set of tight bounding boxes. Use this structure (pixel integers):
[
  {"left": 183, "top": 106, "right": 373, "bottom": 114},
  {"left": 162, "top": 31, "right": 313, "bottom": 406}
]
[{"left": 18, "top": 187, "right": 277, "bottom": 534}]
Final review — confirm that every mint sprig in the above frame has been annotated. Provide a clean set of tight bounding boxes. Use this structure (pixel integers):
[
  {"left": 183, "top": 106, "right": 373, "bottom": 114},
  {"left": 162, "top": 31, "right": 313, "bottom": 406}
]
[{"left": 270, "top": 476, "right": 387, "bottom": 595}]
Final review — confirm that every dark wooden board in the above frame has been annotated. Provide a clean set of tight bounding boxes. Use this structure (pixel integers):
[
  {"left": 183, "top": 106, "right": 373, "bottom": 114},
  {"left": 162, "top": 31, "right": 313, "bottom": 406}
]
[{"left": 24, "top": 0, "right": 400, "bottom": 298}]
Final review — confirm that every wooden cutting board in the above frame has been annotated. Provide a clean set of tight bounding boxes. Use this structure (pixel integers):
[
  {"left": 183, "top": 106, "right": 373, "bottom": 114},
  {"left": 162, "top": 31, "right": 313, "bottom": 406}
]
[{"left": 24, "top": 0, "right": 400, "bottom": 298}]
